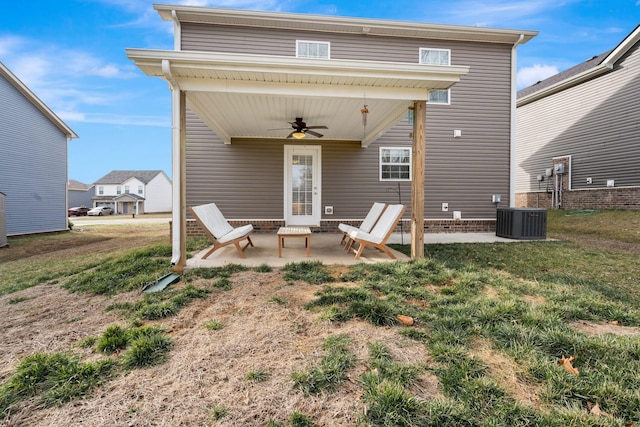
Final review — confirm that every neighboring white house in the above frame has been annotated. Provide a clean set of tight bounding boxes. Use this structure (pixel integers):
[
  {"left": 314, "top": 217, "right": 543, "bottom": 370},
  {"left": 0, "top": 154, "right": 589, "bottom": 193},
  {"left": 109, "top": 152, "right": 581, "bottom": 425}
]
[
  {"left": 0, "top": 61, "right": 78, "bottom": 236},
  {"left": 93, "top": 170, "right": 172, "bottom": 214}
]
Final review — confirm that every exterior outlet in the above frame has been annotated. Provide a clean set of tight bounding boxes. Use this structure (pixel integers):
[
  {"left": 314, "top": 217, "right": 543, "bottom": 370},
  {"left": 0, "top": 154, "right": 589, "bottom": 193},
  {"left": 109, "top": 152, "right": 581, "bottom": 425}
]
[
  {"left": 441, "top": 203, "right": 449, "bottom": 212},
  {"left": 324, "top": 206, "right": 333, "bottom": 215},
  {"left": 586, "top": 177, "right": 592, "bottom": 184}
]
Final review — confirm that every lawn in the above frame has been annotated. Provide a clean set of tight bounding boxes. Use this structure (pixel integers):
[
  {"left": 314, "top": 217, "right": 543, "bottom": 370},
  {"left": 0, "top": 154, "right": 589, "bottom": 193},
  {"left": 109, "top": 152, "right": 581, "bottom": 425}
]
[{"left": 0, "top": 210, "right": 639, "bottom": 426}]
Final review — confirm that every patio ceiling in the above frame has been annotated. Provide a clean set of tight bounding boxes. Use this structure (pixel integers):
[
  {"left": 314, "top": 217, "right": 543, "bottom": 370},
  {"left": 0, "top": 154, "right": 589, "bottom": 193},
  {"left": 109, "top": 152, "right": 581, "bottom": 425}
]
[{"left": 126, "top": 49, "right": 470, "bottom": 146}]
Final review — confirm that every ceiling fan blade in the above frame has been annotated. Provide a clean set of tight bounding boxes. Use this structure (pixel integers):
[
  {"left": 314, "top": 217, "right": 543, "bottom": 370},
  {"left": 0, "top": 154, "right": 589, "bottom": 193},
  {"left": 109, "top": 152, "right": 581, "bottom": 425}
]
[
  {"left": 305, "top": 125, "right": 328, "bottom": 130},
  {"left": 305, "top": 130, "right": 324, "bottom": 138}
]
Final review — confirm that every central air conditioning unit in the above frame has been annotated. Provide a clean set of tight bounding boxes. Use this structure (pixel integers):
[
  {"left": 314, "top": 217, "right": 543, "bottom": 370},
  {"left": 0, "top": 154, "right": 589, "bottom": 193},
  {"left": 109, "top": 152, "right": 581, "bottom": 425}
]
[{"left": 496, "top": 208, "right": 547, "bottom": 240}]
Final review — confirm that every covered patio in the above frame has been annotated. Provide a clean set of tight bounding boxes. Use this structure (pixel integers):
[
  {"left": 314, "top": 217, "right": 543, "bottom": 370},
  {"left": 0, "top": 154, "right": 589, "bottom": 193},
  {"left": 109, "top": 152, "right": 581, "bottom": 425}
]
[
  {"left": 187, "top": 231, "right": 515, "bottom": 268},
  {"left": 125, "top": 6, "right": 534, "bottom": 273}
]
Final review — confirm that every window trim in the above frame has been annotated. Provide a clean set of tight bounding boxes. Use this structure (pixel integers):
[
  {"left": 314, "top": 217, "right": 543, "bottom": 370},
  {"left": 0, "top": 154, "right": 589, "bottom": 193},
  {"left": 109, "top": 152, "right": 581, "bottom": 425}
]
[
  {"left": 419, "top": 48, "right": 451, "bottom": 66},
  {"left": 428, "top": 88, "right": 451, "bottom": 105},
  {"left": 379, "top": 147, "right": 412, "bottom": 182},
  {"left": 296, "top": 40, "right": 331, "bottom": 59}
]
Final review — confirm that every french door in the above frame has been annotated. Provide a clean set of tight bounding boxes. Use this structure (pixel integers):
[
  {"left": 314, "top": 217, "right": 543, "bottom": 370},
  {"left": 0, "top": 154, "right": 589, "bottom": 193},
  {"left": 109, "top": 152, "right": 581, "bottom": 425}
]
[{"left": 284, "top": 145, "right": 321, "bottom": 226}]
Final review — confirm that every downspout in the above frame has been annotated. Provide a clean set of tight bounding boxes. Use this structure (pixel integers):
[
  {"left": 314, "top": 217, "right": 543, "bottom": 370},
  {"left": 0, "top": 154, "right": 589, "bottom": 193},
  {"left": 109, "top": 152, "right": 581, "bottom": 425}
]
[
  {"left": 172, "top": 10, "right": 181, "bottom": 51},
  {"left": 510, "top": 34, "right": 524, "bottom": 207},
  {"left": 162, "top": 59, "right": 185, "bottom": 270}
]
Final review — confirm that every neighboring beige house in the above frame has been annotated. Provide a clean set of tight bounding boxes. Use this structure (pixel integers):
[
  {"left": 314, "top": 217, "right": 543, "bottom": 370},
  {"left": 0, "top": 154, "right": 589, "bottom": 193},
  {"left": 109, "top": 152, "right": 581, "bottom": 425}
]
[
  {"left": 126, "top": 5, "right": 537, "bottom": 269},
  {"left": 516, "top": 25, "right": 640, "bottom": 210},
  {"left": 93, "top": 170, "right": 172, "bottom": 214}
]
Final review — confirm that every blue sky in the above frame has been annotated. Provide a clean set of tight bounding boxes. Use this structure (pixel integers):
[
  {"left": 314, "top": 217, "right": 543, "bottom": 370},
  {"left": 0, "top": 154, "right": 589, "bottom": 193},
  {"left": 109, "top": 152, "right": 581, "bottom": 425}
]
[{"left": 2, "top": 1, "right": 638, "bottom": 184}]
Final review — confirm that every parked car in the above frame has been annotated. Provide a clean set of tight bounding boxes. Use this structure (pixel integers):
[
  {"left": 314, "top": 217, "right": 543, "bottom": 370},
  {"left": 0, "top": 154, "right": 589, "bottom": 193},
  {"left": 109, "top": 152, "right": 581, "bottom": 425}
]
[
  {"left": 68, "top": 206, "right": 90, "bottom": 217},
  {"left": 87, "top": 206, "right": 114, "bottom": 216}
]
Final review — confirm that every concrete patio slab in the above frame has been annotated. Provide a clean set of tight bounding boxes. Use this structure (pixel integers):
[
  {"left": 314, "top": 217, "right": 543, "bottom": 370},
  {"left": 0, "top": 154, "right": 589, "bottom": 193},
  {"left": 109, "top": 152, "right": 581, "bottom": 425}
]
[{"left": 186, "top": 232, "right": 519, "bottom": 268}]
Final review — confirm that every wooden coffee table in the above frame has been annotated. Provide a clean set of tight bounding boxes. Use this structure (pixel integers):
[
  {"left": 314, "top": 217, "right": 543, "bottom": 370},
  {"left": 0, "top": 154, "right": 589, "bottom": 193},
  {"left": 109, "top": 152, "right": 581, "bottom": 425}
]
[{"left": 277, "top": 226, "right": 311, "bottom": 257}]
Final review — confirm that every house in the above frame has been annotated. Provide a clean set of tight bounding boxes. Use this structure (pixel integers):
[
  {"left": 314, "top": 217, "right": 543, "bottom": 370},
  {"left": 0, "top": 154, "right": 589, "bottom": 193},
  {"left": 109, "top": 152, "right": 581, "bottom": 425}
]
[
  {"left": 92, "top": 170, "right": 172, "bottom": 214},
  {"left": 68, "top": 179, "right": 95, "bottom": 210},
  {"left": 0, "top": 61, "right": 78, "bottom": 236},
  {"left": 516, "top": 25, "right": 640, "bottom": 210},
  {"left": 126, "top": 5, "right": 537, "bottom": 270}
]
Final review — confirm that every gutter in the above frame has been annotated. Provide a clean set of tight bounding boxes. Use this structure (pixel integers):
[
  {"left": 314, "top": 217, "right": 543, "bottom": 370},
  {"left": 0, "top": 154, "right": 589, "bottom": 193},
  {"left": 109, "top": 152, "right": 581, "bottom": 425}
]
[{"left": 510, "top": 34, "right": 524, "bottom": 208}]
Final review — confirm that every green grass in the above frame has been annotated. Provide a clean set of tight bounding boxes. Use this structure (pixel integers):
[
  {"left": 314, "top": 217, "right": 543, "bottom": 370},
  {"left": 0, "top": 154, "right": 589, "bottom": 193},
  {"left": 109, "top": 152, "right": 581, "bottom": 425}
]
[
  {"left": 269, "top": 295, "right": 287, "bottom": 305},
  {"left": 246, "top": 369, "right": 270, "bottom": 382},
  {"left": 0, "top": 324, "right": 173, "bottom": 419},
  {"left": 291, "top": 334, "right": 355, "bottom": 394},
  {"left": 305, "top": 233, "right": 640, "bottom": 426},
  {"left": 0, "top": 352, "right": 115, "bottom": 419},
  {"left": 106, "top": 284, "right": 211, "bottom": 320},
  {"left": 6, "top": 296, "right": 33, "bottom": 305},
  {"left": 359, "top": 342, "right": 428, "bottom": 426},
  {"left": 282, "top": 260, "right": 335, "bottom": 284},
  {"left": 208, "top": 404, "right": 229, "bottom": 420},
  {"left": 63, "top": 244, "right": 172, "bottom": 295},
  {"left": 204, "top": 319, "right": 224, "bottom": 331}
]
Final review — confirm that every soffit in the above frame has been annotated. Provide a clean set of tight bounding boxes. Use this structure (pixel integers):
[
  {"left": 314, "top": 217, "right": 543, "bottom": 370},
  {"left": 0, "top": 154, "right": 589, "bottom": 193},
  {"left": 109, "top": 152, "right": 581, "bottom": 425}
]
[{"left": 127, "top": 49, "right": 469, "bottom": 145}]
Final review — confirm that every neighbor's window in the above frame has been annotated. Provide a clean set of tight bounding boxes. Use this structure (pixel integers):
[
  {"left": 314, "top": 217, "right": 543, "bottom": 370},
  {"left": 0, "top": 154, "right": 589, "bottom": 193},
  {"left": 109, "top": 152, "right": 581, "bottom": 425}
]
[
  {"left": 419, "top": 48, "right": 450, "bottom": 66},
  {"left": 124, "top": 185, "right": 130, "bottom": 194},
  {"left": 380, "top": 147, "right": 411, "bottom": 181},
  {"left": 116, "top": 186, "right": 121, "bottom": 195},
  {"left": 296, "top": 40, "right": 330, "bottom": 59},
  {"left": 98, "top": 186, "right": 104, "bottom": 195},
  {"left": 428, "top": 89, "right": 450, "bottom": 105},
  {"left": 138, "top": 185, "right": 143, "bottom": 195}
]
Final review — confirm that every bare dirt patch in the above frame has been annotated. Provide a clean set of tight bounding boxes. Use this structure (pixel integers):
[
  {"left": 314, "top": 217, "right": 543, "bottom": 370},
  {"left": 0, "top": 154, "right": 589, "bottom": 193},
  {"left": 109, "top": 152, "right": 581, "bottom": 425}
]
[
  {"left": 0, "top": 267, "right": 441, "bottom": 426},
  {"left": 569, "top": 320, "right": 640, "bottom": 337},
  {"left": 470, "top": 338, "right": 543, "bottom": 410}
]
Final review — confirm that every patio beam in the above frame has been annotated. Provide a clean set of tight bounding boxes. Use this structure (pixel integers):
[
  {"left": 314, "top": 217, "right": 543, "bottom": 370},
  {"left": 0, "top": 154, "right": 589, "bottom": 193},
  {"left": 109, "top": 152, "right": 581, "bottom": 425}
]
[{"left": 411, "top": 100, "right": 426, "bottom": 259}]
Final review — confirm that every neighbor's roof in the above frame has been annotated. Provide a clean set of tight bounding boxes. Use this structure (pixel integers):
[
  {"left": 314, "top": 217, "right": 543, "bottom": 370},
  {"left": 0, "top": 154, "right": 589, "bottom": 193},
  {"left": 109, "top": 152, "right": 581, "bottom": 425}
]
[
  {"left": 154, "top": 4, "right": 538, "bottom": 45},
  {"left": 94, "top": 170, "right": 166, "bottom": 185},
  {"left": 517, "top": 24, "right": 640, "bottom": 106},
  {"left": 0, "top": 61, "right": 78, "bottom": 139},
  {"left": 68, "top": 180, "right": 94, "bottom": 190}
]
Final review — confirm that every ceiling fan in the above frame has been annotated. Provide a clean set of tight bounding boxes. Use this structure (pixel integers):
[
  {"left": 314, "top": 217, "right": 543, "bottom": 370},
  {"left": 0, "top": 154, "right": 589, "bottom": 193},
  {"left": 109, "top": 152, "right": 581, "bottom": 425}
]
[{"left": 271, "top": 118, "right": 328, "bottom": 139}]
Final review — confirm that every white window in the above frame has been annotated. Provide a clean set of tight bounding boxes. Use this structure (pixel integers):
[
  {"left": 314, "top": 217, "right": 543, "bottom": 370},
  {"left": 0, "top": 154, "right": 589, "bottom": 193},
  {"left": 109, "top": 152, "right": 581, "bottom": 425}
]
[
  {"left": 116, "top": 186, "right": 121, "bottom": 195},
  {"left": 124, "top": 185, "right": 130, "bottom": 194},
  {"left": 98, "top": 186, "right": 104, "bottom": 195},
  {"left": 428, "top": 89, "right": 450, "bottom": 105},
  {"left": 138, "top": 185, "right": 143, "bottom": 195},
  {"left": 380, "top": 147, "right": 411, "bottom": 181},
  {"left": 419, "top": 48, "right": 450, "bottom": 66},
  {"left": 296, "top": 40, "right": 330, "bottom": 59}
]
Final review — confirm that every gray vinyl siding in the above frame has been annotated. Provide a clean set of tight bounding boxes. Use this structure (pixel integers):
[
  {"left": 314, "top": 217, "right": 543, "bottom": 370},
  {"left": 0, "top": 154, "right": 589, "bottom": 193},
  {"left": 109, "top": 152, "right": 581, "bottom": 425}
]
[
  {"left": 68, "top": 189, "right": 94, "bottom": 209},
  {"left": 0, "top": 74, "right": 69, "bottom": 236},
  {"left": 183, "top": 24, "right": 513, "bottom": 220},
  {"left": 517, "top": 42, "right": 640, "bottom": 192}
]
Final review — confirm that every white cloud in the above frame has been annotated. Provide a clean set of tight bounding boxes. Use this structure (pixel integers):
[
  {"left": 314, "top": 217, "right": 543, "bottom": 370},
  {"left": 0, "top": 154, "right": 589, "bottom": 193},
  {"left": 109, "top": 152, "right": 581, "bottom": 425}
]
[
  {"left": 437, "top": 0, "right": 578, "bottom": 27},
  {"left": 0, "top": 35, "right": 143, "bottom": 124},
  {"left": 517, "top": 64, "right": 558, "bottom": 89}
]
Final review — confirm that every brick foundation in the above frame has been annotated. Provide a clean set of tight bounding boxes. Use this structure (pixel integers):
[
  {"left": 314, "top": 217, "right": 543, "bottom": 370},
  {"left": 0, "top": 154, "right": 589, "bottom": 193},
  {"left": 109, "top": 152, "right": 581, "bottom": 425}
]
[
  {"left": 516, "top": 187, "right": 640, "bottom": 210},
  {"left": 178, "top": 218, "right": 496, "bottom": 239}
]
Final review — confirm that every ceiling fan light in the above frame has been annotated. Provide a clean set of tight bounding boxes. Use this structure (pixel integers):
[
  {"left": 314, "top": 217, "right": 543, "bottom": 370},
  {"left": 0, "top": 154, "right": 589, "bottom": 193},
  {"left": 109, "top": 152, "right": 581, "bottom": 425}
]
[{"left": 292, "top": 131, "right": 306, "bottom": 139}]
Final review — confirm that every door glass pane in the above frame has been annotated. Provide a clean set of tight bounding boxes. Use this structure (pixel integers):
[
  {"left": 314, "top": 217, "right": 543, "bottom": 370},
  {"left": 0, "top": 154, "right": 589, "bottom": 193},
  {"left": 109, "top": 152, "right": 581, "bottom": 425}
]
[{"left": 291, "top": 154, "right": 313, "bottom": 216}]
